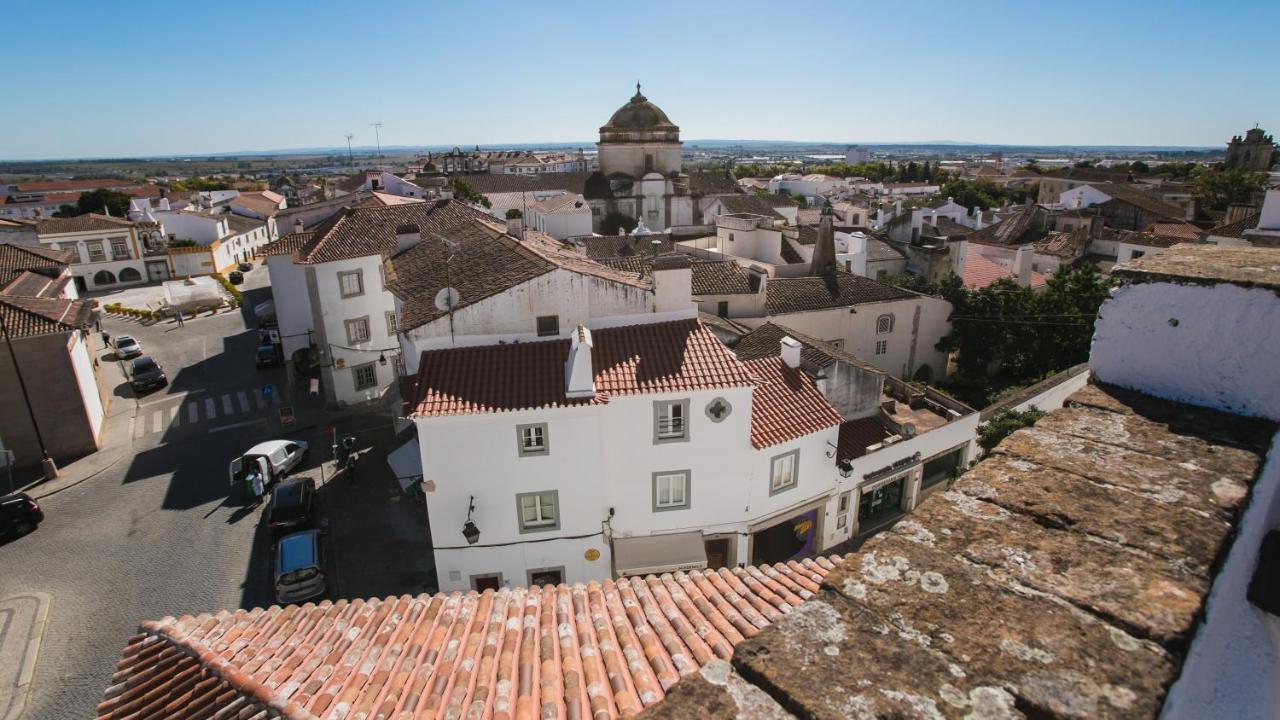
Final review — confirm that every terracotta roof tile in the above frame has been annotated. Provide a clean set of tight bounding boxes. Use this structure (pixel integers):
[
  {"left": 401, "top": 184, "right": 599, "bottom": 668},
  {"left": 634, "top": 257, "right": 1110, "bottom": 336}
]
[
  {"left": 963, "top": 253, "right": 1047, "bottom": 290},
  {"left": 730, "top": 321, "right": 883, "bottom": 376},
  {"left": 260, "top": 230, "right": 313, "bottom": 257},
  {"left": 0, "top": 242, "right": 74, "bottom": 275},
  {"left": 408, "top": 319, "right": 757, "bottom": 417},
  {"left": 1, "top": 270, "right": 58, "bottom": 298},
  {"left": 1202, "top": 211, "right": 1261, "bottom": 240},
  {"left": 580, "top": 234, "right": 677, "bottom": 260},
  {"left": 744, "top": 356, "right": 843, "bottom": 449},
  {"left": 596, "top": 256, "right": 754, "bottom": 295},
  {"left": 0, "top": 295, "right": 93, "bottom": 338},
  {"left": 295, "top": 197, "right": 483, "bottom": 265},
  {"left": 765, "top": 271, "right": 915, "bottom": 315},
  {"left": 97, "top": 557, "right": 842, "bottom": 720},
  {"left": 35, "top": 213, "right": 135, "bottom": 235},
  {"left": 836, "top": 416, "right": 892, "bottom": 461}
]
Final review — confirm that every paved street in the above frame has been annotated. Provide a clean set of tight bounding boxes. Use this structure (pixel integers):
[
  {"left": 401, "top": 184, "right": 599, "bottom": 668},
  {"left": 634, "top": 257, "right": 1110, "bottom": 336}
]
[{"left": 0, "top": 265, "right": 434, "bottom": 719}]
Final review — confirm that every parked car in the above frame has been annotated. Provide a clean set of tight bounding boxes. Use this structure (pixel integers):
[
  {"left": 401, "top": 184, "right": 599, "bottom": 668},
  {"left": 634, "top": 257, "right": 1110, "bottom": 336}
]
[
  {"left": 129, "top": 356, "right": 168, "bottom": 393},
  {"left": 1, "top": 493, "right": 43, "bottom": 539},
  {"left": 229, "top": 440, "right": 309, "bottom": 491},
  {"left": 256, "top": 344, "right": 282, "bottom": 368},
  {"left": 237, "top": 262, "right": 252, "bottom": 273},
  {"left": 114, "top": 335, "right": 142, "bottom": 359},
  {"left": 267, "top": 478, "right": 315, "bottom": 534},
  {"left": 274, "top": 529, "right": 327, "bottom": 604},
  {"left": 228, "top": 271, "right": 244, "bottom": 285}
]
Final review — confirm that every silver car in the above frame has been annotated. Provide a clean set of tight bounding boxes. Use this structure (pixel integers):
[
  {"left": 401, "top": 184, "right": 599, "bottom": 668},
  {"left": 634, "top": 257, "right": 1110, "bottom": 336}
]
[
  {"left": 114, "top": 335, "right": 142, "bottom": 359},
  {"left": 274, "top": 529, "right": 327, "bottom": 604}
]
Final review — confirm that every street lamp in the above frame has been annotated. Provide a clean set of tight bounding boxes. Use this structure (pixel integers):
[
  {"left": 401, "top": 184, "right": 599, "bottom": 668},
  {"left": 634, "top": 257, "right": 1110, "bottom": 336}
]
[
  {"left": 0, "top": 304, "right": 58, "bottom": 479},
  {"left": 462, "top": 495, "right": 481, "bottom": 545}
]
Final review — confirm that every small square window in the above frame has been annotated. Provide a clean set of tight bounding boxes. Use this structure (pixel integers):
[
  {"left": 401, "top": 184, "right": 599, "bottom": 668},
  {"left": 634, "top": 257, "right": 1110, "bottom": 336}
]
[
  {"left": 770, "top": 449, "right": 799, "bottom": 495},
  {"left": 517, "top": 423, "right": 549, "bottom": 457},
  {"left": 536, "top": 315, "right": 559, "bottom": 337},
  {"left": 352, "top": 362, "right": 377, "bottom": 390},
  {"left": 517, "top": 490, "right": 559, "bottom": 532},
  {"left": 875, "top": 340, "right": 888, "bottom": 355},
  {"left": 653, "top": 470, "right": 690, "bottom": 511},
  {"left": 345, "top": 317, "right": 371, "bottom": 344},
  {"left": 338, "top": 270, "right": 364, "bottom": 298},
  {"left": 654, "top": 400, "right": 689, "bottom": 443}
]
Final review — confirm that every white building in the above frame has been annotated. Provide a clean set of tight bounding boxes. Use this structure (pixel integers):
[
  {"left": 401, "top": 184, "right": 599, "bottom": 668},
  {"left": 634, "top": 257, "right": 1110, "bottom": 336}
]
[
  {"left": 843, "top": 145, "right": 870, "bottom": 164},
  {"left": 332, "top": 170, "right": 429, "bottom": 199},
  {"left": 34, "top": 214, "right": 153, "bottom": 292},
  {"left": 526, "top": 194, "right": 592, "bottom": 240},
  {"left": 767, "top": 173, "right": 848, "bottom": 203}
]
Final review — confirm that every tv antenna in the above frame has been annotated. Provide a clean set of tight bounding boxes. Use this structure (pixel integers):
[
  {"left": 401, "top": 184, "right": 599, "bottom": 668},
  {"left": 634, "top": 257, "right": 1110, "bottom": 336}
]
[
  {"left": 433, "top": 233, "right": 462, "bottom": 341},
  {"left": 344, "top": 134, "right": 354, "bottom": 165},
  {"left": 370, "top": 122, "right": 384, "bottom": 168}
]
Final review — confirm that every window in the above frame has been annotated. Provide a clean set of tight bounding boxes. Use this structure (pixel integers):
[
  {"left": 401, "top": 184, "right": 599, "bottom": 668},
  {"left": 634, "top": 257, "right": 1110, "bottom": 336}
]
[
  {"left": 516, "top": 490, "right": 559, "bottom": 532},
  {"left": 876, "top": 314, "right": 894, "bottom": 334},
  {"left": 345, "top": 316, "right": 371, "bottom": 344},
  {"left": 536, "top": 315, "right": 559, "bottom": 337},
  {"left": 385, "top": 311, "right": 397, "bottom": 335},
  {"left": 653, "top": 399, "right": 690, "bottom": 443},
  {"left": 352, "top": 362, "right": 377, "bottom": 390},
  {"left": 110, "top": 237, "right": 130, "bottom": 260},
  {"left": 717, "top": 301, "right": 729, "bottom": 318},
  {"left": 653, "top": 470, "right": 690, "bottom": 511},
  {"left": 876, "top": 269, "right": 888, "bottom": 279},
  {"left": 769, "top": 449, "right": 799, "bottom": 495},
  {"left": 528, "top": 567, "right": 565, "bottom": 587},
  {"left": 875, "top": 340, "right": 888, "bottom": 355},
  {"left": 827, "top": 338, "right": 845, "bottom": 350},
  {"left": 1131, "top": 250, "right": 1146, "bottom": 259},
  {"left": 86, "top": 241, "right": 105, "bottom": 262},
  {"left": 337, "top": 270, "right": 364, "bottom": 298},
  {"left": 836, "top": 491, "right": 852, "bottom": 530},
  {"left": 516, "top": 423, "right": 549, "bottom": 457},
  {"left": 118, "top": 267, "right": 141, "bottom": 282},
  {"left": 92, "top": 269, "right": 117, "bottom": 285},
  {"left": 379, "top": 264, "right": 387, "bottom": 289}
]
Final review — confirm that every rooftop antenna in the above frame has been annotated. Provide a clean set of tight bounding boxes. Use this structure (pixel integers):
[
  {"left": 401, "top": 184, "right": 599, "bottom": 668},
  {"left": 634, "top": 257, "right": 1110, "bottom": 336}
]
[
  {"left": 432, "top": 233, "right": 462, "bottom": 343},
  {"left": 344, "top": 134, "right": 355, "bottom": 166},
  {"left": 370, "top": 121, "right": 384, "bottom": 168}
]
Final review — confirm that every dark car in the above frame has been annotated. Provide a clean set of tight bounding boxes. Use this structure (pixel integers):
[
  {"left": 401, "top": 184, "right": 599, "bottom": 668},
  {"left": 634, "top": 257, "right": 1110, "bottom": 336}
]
[
  {"left": 130, "top": 356, "right": 168, "bottom": 393},
  {"left": 267, "top": 478, "right": 315, "bottom": 534},
  {"left": 256, "top": 344, "right": 282, "bottom": 368},
  {"left": 1, "top": 493, "right": 43, "bottom": 538},
  {"left": 228, "top": 271, "right": 244, "bottom": 285},
  {"left": 237, "top": 262, "right": 252, "bottom": 273}
]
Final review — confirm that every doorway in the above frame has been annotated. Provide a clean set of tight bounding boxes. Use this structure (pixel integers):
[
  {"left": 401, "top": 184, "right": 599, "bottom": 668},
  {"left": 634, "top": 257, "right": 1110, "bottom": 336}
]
[
  {"left": 858, "top": 477, "right": 906, "bottom": 532},
  {"left": 704, "top": 538, "right": 731, "bottom": 570},
  {"left": 146, "top": 260, "right": 170, "bottom": 282}
]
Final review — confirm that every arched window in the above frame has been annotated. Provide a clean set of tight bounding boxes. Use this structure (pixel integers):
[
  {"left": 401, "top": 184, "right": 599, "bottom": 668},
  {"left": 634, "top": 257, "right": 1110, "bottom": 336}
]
[
  {"left": 93, "top": 270, "right": 117, "bottom": 285},
  {"left": 118, "top": 267, "right": 142, "bottom": 282},
  {"left": 876, "top": 314, "right": 894, "bottom": 334}
]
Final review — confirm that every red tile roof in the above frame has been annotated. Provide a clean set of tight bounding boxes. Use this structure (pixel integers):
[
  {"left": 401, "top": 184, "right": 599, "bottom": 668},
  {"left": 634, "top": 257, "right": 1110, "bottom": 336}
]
[
  {"left": 744, "top": 357, "right": 843, "bottom": 449},
  {"left": 0, "top": 242, "right": 74, "bottom": 275},
  {"left": 764, "top": 271, "right": 916, "bottom": 314},
  {"left": 97, "top": 556, "right": 841, "bottom": 720},
  {"left": 0, "top": 296, "right": 93, "bottom": 338},
  {"left": 837, "top": 416, "right": 892, "bottom": 461},
  {"left": 962, "top": 253, "right": 1047, "bottom": 290},
  {"left": 35, "top": 213, "right": 136, "bottom": 235},
  {"left": 408, "top": 319, "right": 756, "bottom": 418}
]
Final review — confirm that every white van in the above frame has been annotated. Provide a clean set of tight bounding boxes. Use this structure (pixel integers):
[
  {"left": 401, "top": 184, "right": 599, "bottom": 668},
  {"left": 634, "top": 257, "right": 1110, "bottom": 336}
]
[{"left": 229, "top": 439, "right": 308, "bottom": 489}]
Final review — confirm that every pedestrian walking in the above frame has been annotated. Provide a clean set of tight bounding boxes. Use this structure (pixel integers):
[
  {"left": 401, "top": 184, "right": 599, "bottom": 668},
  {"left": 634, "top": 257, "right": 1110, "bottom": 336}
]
[
  {"left": 102, "top": 330, "right": 111, "bottom": 348},
  {"left": 176, "top": 310, "right": 184, "bottom": 328},
  {"left": 250, "top": 470, "right": 265, "bottom": 506}
]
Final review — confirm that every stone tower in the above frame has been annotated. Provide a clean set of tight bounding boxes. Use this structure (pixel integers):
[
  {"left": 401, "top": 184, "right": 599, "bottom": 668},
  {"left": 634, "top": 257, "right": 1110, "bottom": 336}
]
[
  {"left": 597, "top": 83, "right": 682, "bottom": 179},
  {"left": 1225, "top": 126, "right": 1277, "bottom": 172},
  {"left": 810, "top": 201, "right": 838, "bottom": 276}
]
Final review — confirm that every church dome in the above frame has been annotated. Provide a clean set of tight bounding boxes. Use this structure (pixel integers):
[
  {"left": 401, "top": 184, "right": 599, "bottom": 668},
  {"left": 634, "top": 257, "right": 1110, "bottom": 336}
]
[{"left": 603, "top": 85, "right": 678, "bottom": 131}]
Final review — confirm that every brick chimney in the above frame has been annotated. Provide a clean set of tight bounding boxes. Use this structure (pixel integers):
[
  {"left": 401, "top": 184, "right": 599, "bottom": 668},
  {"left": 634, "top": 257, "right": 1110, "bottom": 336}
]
[
  {"left": 395, "top": 223, "right": 420, "bottom": 253},
  {"left": 505, "top": 208, "right": 523, "bottom": 240},
  {"left": 780, "top": 336, "right": 802, "bottom": 369},
  {"left": 565, "top": 325, "right": 595, "bottom": 399},
  {"left": 809, "top": 201, "right": 837, "bottom": 276}
]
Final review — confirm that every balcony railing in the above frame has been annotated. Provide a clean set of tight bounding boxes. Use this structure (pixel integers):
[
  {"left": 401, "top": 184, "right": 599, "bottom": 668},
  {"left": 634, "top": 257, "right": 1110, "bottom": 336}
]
[{"left": 656, "top": 417, "right": 686, "bottom": 439}]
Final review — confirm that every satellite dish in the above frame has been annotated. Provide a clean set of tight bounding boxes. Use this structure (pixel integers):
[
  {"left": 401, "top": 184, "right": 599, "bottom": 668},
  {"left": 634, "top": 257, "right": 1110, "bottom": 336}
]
[{"left": 434, "top": 287, "right": 460, "bottom": 311}]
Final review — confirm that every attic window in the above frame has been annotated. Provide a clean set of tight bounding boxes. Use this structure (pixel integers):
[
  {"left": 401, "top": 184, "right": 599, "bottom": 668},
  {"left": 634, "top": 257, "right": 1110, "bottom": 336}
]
[{"left": 536, "top": 315, "right": 559, "bottom": 337}]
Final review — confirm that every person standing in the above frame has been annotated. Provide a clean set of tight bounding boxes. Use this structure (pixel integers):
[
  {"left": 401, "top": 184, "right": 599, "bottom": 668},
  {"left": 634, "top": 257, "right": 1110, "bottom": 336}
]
[{"left": 176, "top": 310, "right": 184, "bottom": 328}]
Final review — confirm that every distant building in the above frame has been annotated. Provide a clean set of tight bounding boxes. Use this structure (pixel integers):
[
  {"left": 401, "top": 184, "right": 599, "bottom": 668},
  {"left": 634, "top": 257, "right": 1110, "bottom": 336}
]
[
  {"left": 843, "top": 145, "right": 869, "bottom": 164},
  {"left": 1224, "top": 126, "right": 1277, "bottom": 172}
]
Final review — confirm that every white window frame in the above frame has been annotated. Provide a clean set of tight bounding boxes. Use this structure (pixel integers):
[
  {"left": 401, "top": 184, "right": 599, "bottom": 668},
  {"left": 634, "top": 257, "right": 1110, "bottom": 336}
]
[
  {"left": 876, "top": 314, "right": 894, "bottom": 334},
  {"left": 345, "top": 316, "right": 371, "bottom": 345},
  {"left": 109, "top": 236, "right": 130, "bottom": 260},
  {"left": 516, "top": 490, "right": 559, "bottom": 533},
  {"left": 875, "top": 339, "right": 888, "bottom": 356},
  {"left": 769, "top": 449, "right": 800, "bottom": 495},
  {"left": 652, "top": 470, "right": 690, "bottom": 511},
  {"left": 385, "top": 311, "right": 397, "bottom": 336},
  {"left": 86, "top": 240, "right": 105, "bottom": 262},
  {"left": 516, "top": 423, "right": 549, "bottom": 457},
  {"left": 337, "top": 269, "right": 364, "bottom": 298},
  {"left": 352, "top": 362, "right": 377, "bottom": 390},
  {"left": 653, "top": 399, "right": 690, "bottom": 443}
]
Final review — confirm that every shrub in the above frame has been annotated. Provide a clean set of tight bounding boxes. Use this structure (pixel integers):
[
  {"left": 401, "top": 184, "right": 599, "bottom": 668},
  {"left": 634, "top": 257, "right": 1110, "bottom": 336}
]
[{"left": 978, "top": 407, "right": 1047, "bottom": 451}]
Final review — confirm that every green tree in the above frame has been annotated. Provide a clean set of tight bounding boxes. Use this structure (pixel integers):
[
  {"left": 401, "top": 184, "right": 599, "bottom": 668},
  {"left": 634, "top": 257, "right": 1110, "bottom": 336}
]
[
  {"left": 600, "top": 211, "right": 637, "bottom": 235},
  {"left": 1073, "top": 159, "right": 1095, "bottom": 168},
  {"left": 447, "top": 178, "right": 492, "bottom": 208},
  {"left": 75, "top": 188, "right": 132, "bottom": 217},
  {"left": 1153, "top": 161, "right": 1200, "bottom": 181},
  {"left": 978, "top": 408, "right": 1047, "bottom": 451},
  {"left": 1193, "top": 167, "right": 1266, "bottom": 211},
  {"left": 1130, "top": 160, "right": 1150, "bottom": 173}
]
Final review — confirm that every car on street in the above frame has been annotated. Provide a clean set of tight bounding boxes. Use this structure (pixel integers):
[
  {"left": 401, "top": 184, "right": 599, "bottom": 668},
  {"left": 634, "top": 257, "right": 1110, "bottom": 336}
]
[
  {"left": 129, "top": 356, "right": 168, "bottom": 393},
  {"left": 1, "top": 493, "right": 43, "bottom": 539},
  {"left": 114, "top": 335, "right": 142, "bottom": 359},
  {"left": 237, "top": 262, "right": 252, "bottom": 273},
  {"left": 229, "top": 439, "right": 309, "bottom": 491},
  {"left": 228, "top": 270, "right": 244, "bottom": 285},
  {"left": 267, "top": 478, "right": 316, "bottom": 534},
  {"left": 273, "top": 529, "right": 327, "bottom": 604},
  {"left": 256, "top": 344, "right": 282, "bottom": 368}
]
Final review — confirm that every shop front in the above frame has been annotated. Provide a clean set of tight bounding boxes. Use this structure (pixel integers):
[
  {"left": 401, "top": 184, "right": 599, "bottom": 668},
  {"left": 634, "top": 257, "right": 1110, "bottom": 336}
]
[
  {"left": 750, "top": 502, "right": 824, "bottom": 566},
  {"left": 854, "top": 452, "right": 921, "bottom": 536}
]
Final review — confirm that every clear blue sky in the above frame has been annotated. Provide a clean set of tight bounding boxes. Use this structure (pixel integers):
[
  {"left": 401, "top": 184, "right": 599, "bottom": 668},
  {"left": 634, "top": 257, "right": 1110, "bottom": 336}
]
[{"left": 3, "top": 0, "right": 1276, "bottom": 159}]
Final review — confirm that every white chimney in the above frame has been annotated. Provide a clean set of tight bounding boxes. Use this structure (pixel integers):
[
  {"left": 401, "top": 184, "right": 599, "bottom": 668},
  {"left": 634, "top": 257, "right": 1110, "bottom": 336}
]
[
  {"left": 505, "top": 209, "right": 523, "bottom": 239},
  {"left": 395, "top": 223, "right": 420, "bottom": 253},
  {"left": 972, "top": 206, "right": 983, "bottom": 230},
  {"left": 652, "top": 253, "right": 693, "bottom": 313},
  {"left": 780, "top": 336, "right": 802, "bottom": 369},
  {"left": 1013, "top": 245, "right": 1034, "bottom": 287},
  {"left": 293, "top": 218, "right": 304, "bottom": 235},
  {"left": 1259, "top": 174, "right": 1280, "bottom": 230},
  {"left": 159, "top": 198, "right": 171, "bottom": 212},
  {"left": 565, "top": 325, "right": 595, "bottom": 398}
]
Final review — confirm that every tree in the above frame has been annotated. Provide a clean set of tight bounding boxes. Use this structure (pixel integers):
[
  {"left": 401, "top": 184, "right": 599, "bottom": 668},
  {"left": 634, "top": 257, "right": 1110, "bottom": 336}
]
[
  {"left": 600, "top": 211, "right": 637, "bottom": 235},
  {"left": 1073, "top": 160, "right": 1095, "bottom": 168},
  {"left": 793, "top": 195, "right": 809, "bottom": 209},
  {"left": 922, "top": 160, "right": 933, "bottom": 183},
  {"left": 1130, "top": 161, "right": 1150, "bottom": 173},
  {"left": 447, "top": 178, "right": 491, "bottom": 208},
  {"left": 1193, "top": 167, "right": 1266, "bottom": 211},
  {"left": 978, "top": 408, "right": 1047, "bottom": 451},
  {"left": 75, "top": 188, "right": 132, "bottom": 217}
]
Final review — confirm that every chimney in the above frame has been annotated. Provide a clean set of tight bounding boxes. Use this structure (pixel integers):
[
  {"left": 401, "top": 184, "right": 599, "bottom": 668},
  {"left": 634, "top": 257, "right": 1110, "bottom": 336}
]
[
  {"left": 1259, "top": 174, "right": 1280, "bottom": 230},
  {"left": 565, "top": 325, "right": 595, "bottom": 398},
  {"left": 809, "top": 201, "right": 837, "bottom": 276},
  {"left": 1226, "top": 202, "right": 1257, "bottom": 226},
  {"left": 780, "top": 336, "right": 802, "bottom": 369},
  {"left": 972, "top": 206, "right": 984, "bottom": 230},
  {"left": 1013, "top": 245, "right": 1034, "bottom": 287},
  {"left": 652, "top": 253, "right": 693, "bottom": 313},
  {"left": 293, "top": 218, "right": 304, "bottom": 235},
  {"left": 505, "top": 208, "right": 523, "bottom": 240},
  {"left": 395, "top": 223, "right": 420, "bottom": 253},
  {"left": 159, "top": 198, "right": 171, "bottom": 212},
  {"left": 1184, "top": 197, "right": 1198, "bottom": 222}
]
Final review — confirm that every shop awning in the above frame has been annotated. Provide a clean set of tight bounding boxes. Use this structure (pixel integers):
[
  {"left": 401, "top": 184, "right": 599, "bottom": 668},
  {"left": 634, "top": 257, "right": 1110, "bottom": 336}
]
[
  {"left": 386, "top": 437, "right": 421, "bottom": 493},
  {"left": 614, "top": 531, "right": 706, "bottom": 577}
]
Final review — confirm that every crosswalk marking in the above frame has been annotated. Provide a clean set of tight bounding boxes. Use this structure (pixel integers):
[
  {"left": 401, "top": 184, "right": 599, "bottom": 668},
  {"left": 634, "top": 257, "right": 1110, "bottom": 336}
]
[
  {"left": 204, "top": 398, "right": 216, "bottom": 420},
  {"left": 169, "top": 406, "right": 179, "bottom": 426},
  {"left": 255, "top": 392, "right": 266, "bottom": 409},
  {"left": 137, "top": 386, "right": 290, "bottom": 439},
  {"left": 187, "top": 403, "right": 198, "bottom": 423},
  {"left": 152, "top": 410, "right": 163, "bottom": 434},
  {"left": 238, "top": 391, "right": 250, "bottom": 413},
  {"left": 221, "top": 394, "right": 234, "bottom": 415}
]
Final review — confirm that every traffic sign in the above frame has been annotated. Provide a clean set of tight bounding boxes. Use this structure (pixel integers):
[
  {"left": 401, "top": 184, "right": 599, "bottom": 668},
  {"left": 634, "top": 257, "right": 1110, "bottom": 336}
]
[{"left": 261, "top": 383, "right": 274, "bottom": 398}]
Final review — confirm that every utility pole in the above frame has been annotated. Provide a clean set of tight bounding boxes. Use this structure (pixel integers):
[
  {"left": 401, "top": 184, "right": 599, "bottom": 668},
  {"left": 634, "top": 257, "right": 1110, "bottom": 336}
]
[
  {"left": 0, "top": 306, "right": 58, "bottom": 479},
  {"left": 370, "top": 122, "right": 384, "bottom": 169},
  {"left": 344, "top": 134, "right": 354, "bottom": 166}
]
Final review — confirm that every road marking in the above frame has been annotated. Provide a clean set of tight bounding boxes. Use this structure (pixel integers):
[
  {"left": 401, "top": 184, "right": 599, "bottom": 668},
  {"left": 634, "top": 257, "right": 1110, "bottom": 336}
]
[
  {"left": 187, "top": 403, "right": 199, "bottom": 423},
  {"left": 152, "top": 410, "right": 163, "bottom": 434},
  {"left": 255, "top": 392, "right": 267, "bottom": 409},
  {"left": 169, "top": 406, "right": 179, "bottom": 427},
  {"left": 222, "top": 394, "right": 234, "bottom": 415},
  {"left": 204, "top": 398, "right": 217, "bottom": 420},
  {"left": 238, "top": 391, "right": 250, "bottom": 413},
  {"left": 209, "top": 418, "right": 266, "bottom": 433}
]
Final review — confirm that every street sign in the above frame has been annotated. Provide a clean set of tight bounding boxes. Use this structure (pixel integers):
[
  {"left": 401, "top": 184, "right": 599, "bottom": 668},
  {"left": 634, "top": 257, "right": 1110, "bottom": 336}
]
[
  {"left": 279, "top": 406, "right": 295, "bottom": 426},
  {"left": 267, "top": 329, "right": 280, "bottom": 344},
  {"left": 261, "top": 383, "right": 274, "bottom": 398}
]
